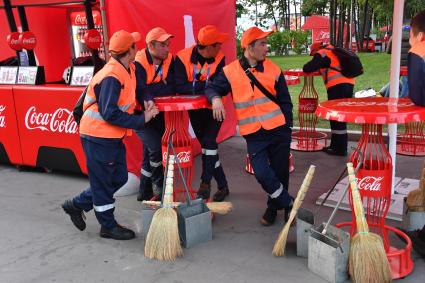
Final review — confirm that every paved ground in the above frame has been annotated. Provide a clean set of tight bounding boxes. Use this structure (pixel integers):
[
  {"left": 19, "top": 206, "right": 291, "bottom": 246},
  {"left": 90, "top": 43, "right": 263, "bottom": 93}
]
[{"left": 0, "top": 137, "right": 424, "bottom": 283}]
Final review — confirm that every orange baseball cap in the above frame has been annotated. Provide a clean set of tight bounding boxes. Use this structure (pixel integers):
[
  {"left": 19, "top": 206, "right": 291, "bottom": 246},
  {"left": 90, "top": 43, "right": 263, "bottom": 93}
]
[
  {"left": 109, "top": 30, "right": 141, "bottom": 54},
  {"left": 146, "top": 27, "right": 174, "bottom": 43},
  {"left": 197, "top": 25, "right": 229, "bottom": 46},
  {"left": 241, "top": 27, "right": 273, "bottom": 48},
  {"left": 310, "top": 41, "right": 324, "bottom": 55}
]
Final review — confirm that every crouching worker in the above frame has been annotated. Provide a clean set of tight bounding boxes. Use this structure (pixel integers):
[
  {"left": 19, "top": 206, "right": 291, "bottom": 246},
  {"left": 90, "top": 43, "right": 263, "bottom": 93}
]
[
  {"left": 62, "top": 30, "right": 159, "bottom": 240},
  {"left": 205, "top": 27, "right": 294, "bottom": 226}
]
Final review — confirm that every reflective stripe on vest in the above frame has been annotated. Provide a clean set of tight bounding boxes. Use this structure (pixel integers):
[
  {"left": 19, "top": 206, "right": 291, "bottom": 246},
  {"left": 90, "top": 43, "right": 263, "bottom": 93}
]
[
  {"left": 223, "top": 59, "right": 286, "bottom": 136},
  {"left": 79, "top": 58, "right": 136, "bottom": 139},
  {"left": 176, "top": 45, "right": 224, "bottom": 84},
  {"left": 318, "top": 47, "right": 355, "bottom": 89},
  {"left": 135, "top": 48, "right": 173, "bottom": 84}
]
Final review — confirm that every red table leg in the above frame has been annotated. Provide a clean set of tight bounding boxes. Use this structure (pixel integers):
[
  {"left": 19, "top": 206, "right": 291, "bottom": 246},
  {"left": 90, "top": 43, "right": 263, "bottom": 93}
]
[
  {"left": 339, "top": 123, "right": 413, "bottom": 279},
  {"left": 161, "top": 111, "right": 196, "bottom": 202},
  {"left": 291, "top": 76, "right": 327, "bottom": 151},
  {"left": 397, "top": 121, "right": 425, "bottom": 156}
]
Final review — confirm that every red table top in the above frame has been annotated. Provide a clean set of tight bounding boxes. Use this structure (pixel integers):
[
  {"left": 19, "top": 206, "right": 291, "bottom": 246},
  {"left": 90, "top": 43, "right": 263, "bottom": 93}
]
[
  {"left": 284, "top": 75, "right": 301, "bottom": 85},
  {"left": 154, "top": 95, "right": 209, "bottom": 111},
  {"left": 284, "top": 68, "right": 321, "bottom": 77},
  {"left": 315, "top": 97, "right": 425, "bottom": 124}
]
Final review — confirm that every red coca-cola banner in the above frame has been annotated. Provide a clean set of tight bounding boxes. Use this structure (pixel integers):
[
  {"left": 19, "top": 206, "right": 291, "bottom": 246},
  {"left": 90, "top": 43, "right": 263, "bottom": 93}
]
[
  {"left": 355, "top": 169, "right": 392, "bottom": 198},
  {"left": 70, "top": 11, "right": 101, "bottom": 26},
  {"left": 299, "top": 98, "right": 318, "bottom": 113},
  {"left": 161, "top": 146, "right": 192, "bottom": 168}
]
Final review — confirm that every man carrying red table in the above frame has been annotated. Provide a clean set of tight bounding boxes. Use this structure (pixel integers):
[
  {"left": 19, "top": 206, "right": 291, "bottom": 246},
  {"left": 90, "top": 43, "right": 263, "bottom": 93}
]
[
  {"left": 62, "top": 30, "right": 159, "bottom": 240},
  {"left": 303, "top": 42, "right": 355, "bottom": 156},
  {"left": 175, "top": 25, "right": 230, "bottom": 202},
  {"left": 205, "top": 27, "right": 294, "bottom": 226},
  {"left": 134, "top": 27, "right": 175, "bottom": 201}
]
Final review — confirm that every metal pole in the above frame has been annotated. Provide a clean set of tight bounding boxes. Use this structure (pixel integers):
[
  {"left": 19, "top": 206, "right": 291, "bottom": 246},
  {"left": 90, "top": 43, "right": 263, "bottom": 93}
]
[
  {"left": 17, "top": 6, "right": 36, "bottom": 66},
  {"left": 3, "top": 0, "right": 21, "bottom": 65},
  {"left": 388, "top": 0, "right": 405, "bottom": 194},
  {"left": 99, "top": 0, "right": 109, "bottom": 61}
]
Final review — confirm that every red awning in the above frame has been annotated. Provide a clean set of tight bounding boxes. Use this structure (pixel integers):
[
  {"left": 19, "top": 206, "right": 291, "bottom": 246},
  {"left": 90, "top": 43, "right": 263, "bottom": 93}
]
[{"left": 302, "top": 15, "right": 328, "bottom": 30}]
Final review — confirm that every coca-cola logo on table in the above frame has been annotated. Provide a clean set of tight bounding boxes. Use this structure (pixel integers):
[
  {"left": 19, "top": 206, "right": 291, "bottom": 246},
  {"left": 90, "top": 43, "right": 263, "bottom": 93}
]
[
  {"left": 7, "top": 32, "right": 22, "bottom": 51},
  {"left": 336, "top": 101, "right": 414, "bottom": 108},
  {"left": 0, "top": 105, "right": 6, "bottom": 128},
  {"left": 162, "top": 146, "right": 192, "bottom": 168},
  {"left": 24, "top": 106, "right": 78, "bottom": 134},
  {"left": 19, "top": 32, "right": 37, "bottom": 50},
  {"left": 356, "top": 176, "right": 384, "bottom": 192}
]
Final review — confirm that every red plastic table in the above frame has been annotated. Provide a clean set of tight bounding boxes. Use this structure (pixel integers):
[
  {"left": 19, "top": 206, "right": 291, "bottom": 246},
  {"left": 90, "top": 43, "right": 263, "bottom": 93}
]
[
  {"left": 316, "top": 97, "right": 425, "bottom": 279},
  {"left": 284, "top": 69, "right": 326, "bottom": 151},
  {"left": 244, "top": 75, "right": 300, "bottom": 175},
  {"left": 395, "top": 67, "right": 425, "bottom": 156},
  {"left": 154, "top": 95, "right": 209, "bottom": 202}
]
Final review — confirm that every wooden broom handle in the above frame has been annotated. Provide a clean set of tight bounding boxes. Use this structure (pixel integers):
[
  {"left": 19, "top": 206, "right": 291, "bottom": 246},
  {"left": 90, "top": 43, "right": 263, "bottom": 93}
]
[{"left": 347, "top": 162, "right": 369, "bottom": 233}]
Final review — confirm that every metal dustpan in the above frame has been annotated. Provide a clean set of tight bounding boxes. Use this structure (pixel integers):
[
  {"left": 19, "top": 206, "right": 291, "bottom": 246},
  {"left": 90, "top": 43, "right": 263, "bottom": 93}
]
[{"left": 169, "top": 138, "right": 212, "bottom": 248}]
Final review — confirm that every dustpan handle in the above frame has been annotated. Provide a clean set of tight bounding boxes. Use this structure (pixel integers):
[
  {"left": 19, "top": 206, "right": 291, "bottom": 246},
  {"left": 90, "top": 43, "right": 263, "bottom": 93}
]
[
  {"left": 322, "top": 148, "right": 363, "bottom": 234},
  {"left": 160, "top": 130, "right": 175, "bottom": 206},
  {"left": 169, "top": 139, "right": 192, "bottom": 206}
]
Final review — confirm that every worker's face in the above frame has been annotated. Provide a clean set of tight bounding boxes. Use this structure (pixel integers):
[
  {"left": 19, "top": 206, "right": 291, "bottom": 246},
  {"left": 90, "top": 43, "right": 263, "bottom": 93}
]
[
  {"left": 247, "top": 38, "right": 268, "bottom": 61},
  {"left": 149, "top": 39, "right": 171, "bottom": 60},
  {"left": 205, "top": 43, "right": 223, "bottom": 58},
  {"left": 128, "top": 44, "right": 137, "bottom": 62},
  {"left": 409, "top": 29, "right": 425, "bottom": 46}
]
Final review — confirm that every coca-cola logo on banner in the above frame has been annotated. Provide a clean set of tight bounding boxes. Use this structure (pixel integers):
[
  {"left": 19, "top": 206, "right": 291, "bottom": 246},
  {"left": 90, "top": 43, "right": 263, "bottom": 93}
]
[
  {"left": 0, "top": 105, "right": 6, "bottom": 128},
  {"left": 24, "top": 106, "right": 78, "bottom": 134},
  {"left": 19, "top": 31, "right": 37, "bottom": 50},
  {"left": 83, "top": 29, "right": 101, "bottom": 50},
  {"left": 299, "top": 98, "right": 318, "bottom": 113},
  {"left": 71, "top": 11, "right": 101, "bottom": 26},
  {"left": 162, "top": 146, "right": 192, "bottom": 168},
  {"left": 7, "top": 32, "right": 22, "bottom": 51}
]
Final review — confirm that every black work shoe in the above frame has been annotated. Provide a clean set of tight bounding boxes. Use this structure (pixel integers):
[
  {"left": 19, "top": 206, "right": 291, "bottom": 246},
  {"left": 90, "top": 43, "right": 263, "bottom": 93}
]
[
  {"left": 322, "top": 146, "right": 347, "bottom": 156},
  {"left": 213, "top": 186, "right": 230, "bottom": 202},
  {"left": 196, "top": 183, "right": 211, "bottom": 200},
  {"left": 100, "top": 224, "right": 136, "bottom": 240},
  {"left": 62, "top": 199, "right": 86, "bottom": 231},
  {"left": 260, "top": 207, "right": 277, "bottom": 226}
]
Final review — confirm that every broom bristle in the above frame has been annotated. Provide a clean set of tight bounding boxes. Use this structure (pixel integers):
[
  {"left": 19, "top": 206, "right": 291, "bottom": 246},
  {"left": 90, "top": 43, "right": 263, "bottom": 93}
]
[
  {"left": 144, "top": 207, "right": 183, "bottom": 261},
  {"left": 406, "top": 189, "right": 425, "bottom": 211},
  {"left": 206, "top": 202, "right": 233, "bottom": 215},
  {"left": 349, "top": 233, "right": 392, "bottom": 283},
  {"left": 273, "top": 165, "right": 316, "bottom": 257}
]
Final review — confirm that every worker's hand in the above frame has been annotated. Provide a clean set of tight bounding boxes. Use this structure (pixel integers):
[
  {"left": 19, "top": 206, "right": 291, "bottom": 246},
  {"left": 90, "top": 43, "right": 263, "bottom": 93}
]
[
  {"left": 144, "top": 105, "right": 159, "bottom": 123},
  {"left": 212, "top": 97, "right": 225, "bottom": 122},
  {"left": 144, "top": 100, "right": 155, "bottom": 111}
]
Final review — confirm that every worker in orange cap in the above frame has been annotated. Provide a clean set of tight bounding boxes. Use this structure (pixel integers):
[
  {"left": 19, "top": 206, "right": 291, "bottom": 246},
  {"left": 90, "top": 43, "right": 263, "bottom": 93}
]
[
  {"left": 134, "top": 27, "right": 175, "bottom": 201},
  {"left": 303, "top": 41, "right": 355, "bottom": 156},
  {"left": 205, "top": 26, "right": 294, "bottom": 226},
  {"left": 175, "top": 25, "right": 230, "bottom": 202},
  {"left": 62, "top": 30, "right": 159, "bottom": 240}
]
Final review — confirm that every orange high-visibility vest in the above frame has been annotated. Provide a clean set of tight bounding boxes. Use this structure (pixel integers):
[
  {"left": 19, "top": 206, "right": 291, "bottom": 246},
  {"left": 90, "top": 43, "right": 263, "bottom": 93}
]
[
  {"left": 135, "top": 48, "right": 173, "bottom": 84},
  {"left": 317, "top": 46, "right": 355, "bottom": 90},
  {"left": 79, "top": 57, "right": 136, "bottom": 138},
  {"left": 176, "top": 45, "right": 224, "bottom": 83},
  {"left": 223, "top": 59, "right": 286, "bottom": 136}
]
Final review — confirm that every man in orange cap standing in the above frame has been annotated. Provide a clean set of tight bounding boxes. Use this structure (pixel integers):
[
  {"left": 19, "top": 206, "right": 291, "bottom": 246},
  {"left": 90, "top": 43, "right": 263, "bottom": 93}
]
[
  {"left": 134, "top": 27, "right": 175, "bottom": 201},
  {"left": 205, "top": 27, "right": 294, "bottom": 226},
  {"left": 303, "top": 41, "right": 355, "bottom": 156},
  {"left": 175, "top": 25, "right": 230, "bottom": 202},
  {"left": 62, "top": 30, "right": 159, "bottom": 240}
]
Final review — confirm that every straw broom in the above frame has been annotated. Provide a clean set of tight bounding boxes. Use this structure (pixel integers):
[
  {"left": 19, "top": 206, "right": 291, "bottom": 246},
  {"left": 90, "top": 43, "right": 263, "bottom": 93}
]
[
  {"left": 347, "top": 162, "right": 392, "bottom": 283},
  {"left": 406, "top": 160, "right": 425, "bottom": 212},
  {"left": 272, "top": 165, "right": 316, "bottom": 257},
  {"left": 144, "top": 155, "right": 183, "bottom": 261},
  {"left": 143, "top": 200, "right": 233, "bottom": 215}
]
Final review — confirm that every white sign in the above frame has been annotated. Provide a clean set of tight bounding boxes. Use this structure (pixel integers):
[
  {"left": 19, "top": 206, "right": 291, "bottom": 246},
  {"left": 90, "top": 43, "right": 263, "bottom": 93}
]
[
  {"left": 24, "top": 106, "right": 78, "bottom": 134},
  {"left": 0, "top": 105, "right": 6, "bottom": 128},
  {"left": 17, "top": 66, "right": 38, "bottom": 84},
  {"left": 0, "top": 67, "right": 18, "bottom": 84},
  {"left": 70, "top": 66, "right": 94, "bottom": 86}
]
